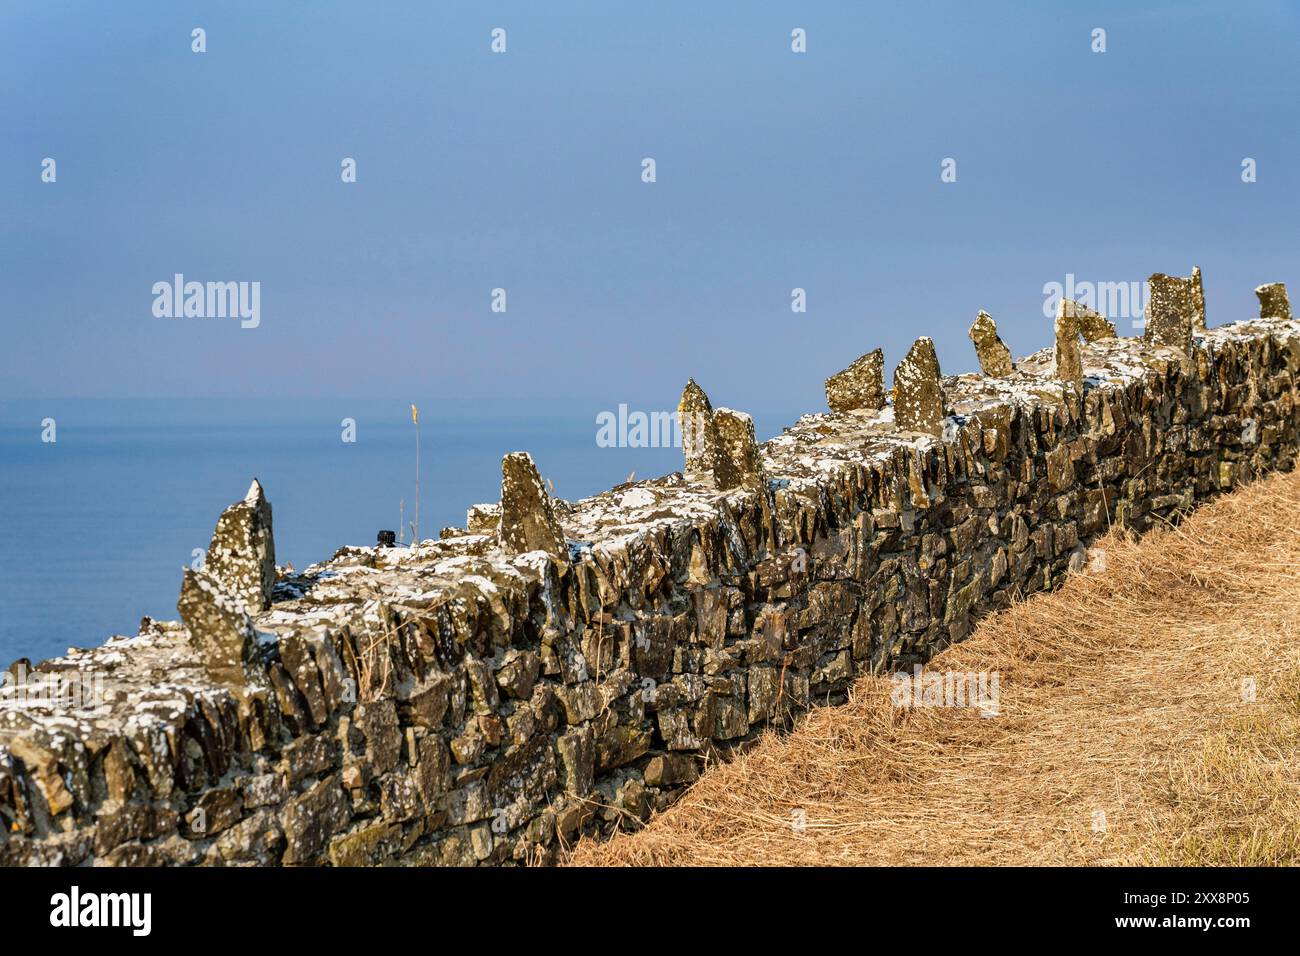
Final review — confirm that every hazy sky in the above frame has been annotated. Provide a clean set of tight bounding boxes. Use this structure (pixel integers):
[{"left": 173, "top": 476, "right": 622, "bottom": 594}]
[{"left": 3, "top": 0, "right": 1298, "bottom": 415}]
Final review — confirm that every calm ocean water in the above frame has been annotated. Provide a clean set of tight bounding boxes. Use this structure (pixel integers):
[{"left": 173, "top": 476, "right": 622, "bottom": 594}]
[{"left": 0, "top": 398, "right": 794, "bottom": 665}]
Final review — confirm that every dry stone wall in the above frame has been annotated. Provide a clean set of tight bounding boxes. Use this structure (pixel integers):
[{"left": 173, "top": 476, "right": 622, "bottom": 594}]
[{"left": 3, "top": 297, "right": 1299, "bottom": 867}]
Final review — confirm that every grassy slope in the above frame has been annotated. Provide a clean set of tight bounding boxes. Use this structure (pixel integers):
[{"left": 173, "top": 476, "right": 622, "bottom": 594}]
[{"left": 569, "top": 469, "right": 1300, "bottom": 866}]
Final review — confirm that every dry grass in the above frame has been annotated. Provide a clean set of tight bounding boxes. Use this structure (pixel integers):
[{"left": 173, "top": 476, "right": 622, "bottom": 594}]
[{"left": 569, "top": 469, "right": 1300, "bottom": 866}]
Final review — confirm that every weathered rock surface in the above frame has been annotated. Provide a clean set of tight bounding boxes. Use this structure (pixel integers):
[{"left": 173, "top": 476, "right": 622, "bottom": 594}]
[
  {"left": 1054, "top": 299, "right": 1084, "bottom": 386},
  {"left": 177, "top": 567, "right": 256, "bottom": 683},
  {"left": 466, "top": 503, "right": 501, "bottom": 536},
  {"left": 1062, "top": 298, "right": 1117, "bottom": 343},
  {"left": 1145, "top": 272, "right": 1197, "bottom": 356},
  {"left": 499, "top": 452, "right": 567, "bottom": 560},
  {"left": 713, "top": 408, "right": 765, "bottom": 490},
  {"left": 892, "top": 337, "right": 946, "bottom": 436},
  {"left": 1256, "top": 282, "right": 1291, "bottom": 320},
  {"left": 825, "top": 349, "right": 887, "bottom": 411},
  {"left": 1191, "top": 266, "right": 1207, "bottom": 330},
  {"left": 969, "top": 312, "right": 1014, "bottom": 377},
  {"left": 677, "top": 379, "right": 740, "bottom": 489},
  {"left": 204, "top": 479, "right": 276, "bottom": 612},
  {"left": 3, "top": 301, "right": 1299, "bottom": 869}
]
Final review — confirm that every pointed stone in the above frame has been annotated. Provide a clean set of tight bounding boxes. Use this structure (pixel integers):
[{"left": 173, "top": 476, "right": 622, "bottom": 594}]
[
  {"left": 1144, "top": 273, "right": 1196, "bottom": 355},
  {"left": 892, "top": 337, "right": 945, "bottom": 437},
  {"left": 1054, "top": 300, "right": 1083, "bottom": 386},
  {"left": 825, "top": 348, "right": 886, "bottom": 412},
  {"left": 1255, "top": 282, "right": 1291, "bottom": 320},
  {"left": 677, "top": 379, "right": 731, "bottom": 487},
  {"left": 968, "top": 312, "right": 1013, "bottom": 377},
  {"left": 178, "top": 567, "right": 257, "bottom": 684},
  {"left": 204, "top": 478, "right": 276, "bottom": 612},
  {"left": 713, "top": 408, "right": 765, "bottom": 490},
  {"left": 1061, "top": 298, "right": 1116, "bottom": 343},
  {"left": 499, "top": 452, "right": 567, "bottom": 560},
  {"left": 1190, "top": 265, "right": 1207, "bottom": 330}
]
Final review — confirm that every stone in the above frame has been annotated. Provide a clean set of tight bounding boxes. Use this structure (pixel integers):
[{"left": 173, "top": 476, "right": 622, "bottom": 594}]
[
  {"left": 1144, "top": 273, "right": 1196, "bottom": 355},
  {"left": 281, "top": 733, "right": 336, "bottom": 785},
  {"left": 556, "top": 681, "right": 602, "bottom": 724},
  {"left": 1190, "top": 266, "right": 1207, "bottom": 330},
  {"left": 327, "top": 818, "right": 402, "bottom": 867},
  {"left": 555, "top": 725, "right": 595, "bottom": 796},
  {"left": 892, "top": 337, "right": 945, "bottom": 436},
  {"left": 968, "top": 312, "right": 1013, "bottom": 377},
  {"left": 712, "top": 408, "right": 765, "bottom": 490},
  {"left": 101, "top": 739, "right": 136, "bottom": 805},
  {"left": 204, "top": 479, "right": 276, "bottom": 612},
  {"left": 450, "top": 731, "right": 485, "bottom": 765},
  {"left": 7, "top": 735, "right": 74, "bottom": 818},
  {"left": 185, "top": 787, "right": 242, "bottom": 838},
  {"left": 499, "top": 452, "right": 567, "bottom": 560},
  {"left": 1256, "top": 282, "right": 1291, "bottom": 320},
  {"left": 466, "top": 503, "right": 501, "bottom": 536},
  {"left": 676, "top": 379, "right": 739, "bottom": 489},
  {"left": 378, "top": 772, "right": 422, "bottom": 822},
  {"left": 279, "top": 632, "right": 328, "bottom": 726},
  {"left": 825, "top": 348, "right": 887, "bottom": 411},
  {"left": 240, "top": 773, "right": 286, "bottom": 809},
  {"left": 1054, "top": 299, "right": 1083, "bottom": 386},
  {"left": 280, "top": 775, "right": 350, "bottom": 865},
  {"left": 355, "top": 700, "right": 401, "bottom": 774},
  {"left": 495, "top": 649, "right": 540, "bottom": 700},
  {"left": 176, "top": 567, "right": 256, "bottom": 683},
  {"left": 208, "top": 810, "right": 283, "bottom": 865},
  {"left": 413, "top": 734, "right": 453, "bottom": 809},
  {"left": 1061, "top": 298, "right": 1116, "bottom": 343},
  {"left": 644, "top": 753, "right": 699, "bottom": 788},
  {"left": 402, "top": 673, "right": 450, "bottom": 729},
  {"left": 93, "top": 804, "right": 174, "bottom": 856}
]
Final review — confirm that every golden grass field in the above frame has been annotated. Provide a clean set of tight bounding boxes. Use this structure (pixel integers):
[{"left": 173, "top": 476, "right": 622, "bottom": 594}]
[{"left": 569, "top": 468, "right": 1300, "bottom": 866}]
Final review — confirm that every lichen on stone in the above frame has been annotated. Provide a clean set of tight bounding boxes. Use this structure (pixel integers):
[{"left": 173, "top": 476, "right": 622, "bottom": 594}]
[
  {"left": 892, "top": 337, "right": 946, "bottom": 436},
  {"left": 825, "top": 348, "right": 886, "bottom": 411},
  {"left": 968, "top": 312, "right": 1014, "bottom": 377}
]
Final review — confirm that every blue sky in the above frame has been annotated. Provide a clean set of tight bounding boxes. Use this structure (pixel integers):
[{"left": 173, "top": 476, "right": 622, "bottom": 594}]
[{"left": 2, "top": 0, "right": 1297, "bottom": 416}]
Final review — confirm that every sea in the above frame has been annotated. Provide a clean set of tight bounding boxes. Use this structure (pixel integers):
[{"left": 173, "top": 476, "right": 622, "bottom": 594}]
[{"left": 0, "top": 398, "right": 796, "bottom": 665}]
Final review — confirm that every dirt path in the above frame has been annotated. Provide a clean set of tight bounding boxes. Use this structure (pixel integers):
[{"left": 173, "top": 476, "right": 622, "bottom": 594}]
[{"left": 569, "top": 469, "right": 1300, "bottom": 866}]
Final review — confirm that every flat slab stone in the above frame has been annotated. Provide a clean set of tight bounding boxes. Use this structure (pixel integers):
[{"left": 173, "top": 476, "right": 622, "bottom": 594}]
[{"left": 825, "top": 348, "right": 886, "bottom": 411}]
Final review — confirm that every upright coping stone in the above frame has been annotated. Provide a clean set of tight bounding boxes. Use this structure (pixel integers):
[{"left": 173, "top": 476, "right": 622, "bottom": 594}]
[
  {"left": 177, "top": 479, "right": 275, "bottom": 684},
  {"left": 892, "top": 337, "right": 945, "bottom": 437},
  {"left": 825, "top": 348, "right": 886, "bottom": 412},
  {"left": 677, "top": 379, "right": 742, "bottom": 490},
  {"left": 1191, "top": 265, "right": 1207, "bottom": 330},
  {"left": 968, "top": 311, "right": 1014, "bottom": 377},
  {"left": 499, "top": 452, "right": 568, "bottom": 560},
  {"left": 1256, "top": 282, "right": 1292, "bottom": 320},
  {"left": 1054, "top": 299, "right": 1084, "bottom": 387},
  {"left": 204, "top": 478, "right": 276, "bottom": 612},
  {"left": 1145, "top": 272, "right": 1197, "bottom": 356},
  {"left": 713, "top": 408, "right": 765, "bottom": 490}
]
